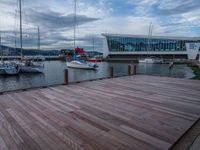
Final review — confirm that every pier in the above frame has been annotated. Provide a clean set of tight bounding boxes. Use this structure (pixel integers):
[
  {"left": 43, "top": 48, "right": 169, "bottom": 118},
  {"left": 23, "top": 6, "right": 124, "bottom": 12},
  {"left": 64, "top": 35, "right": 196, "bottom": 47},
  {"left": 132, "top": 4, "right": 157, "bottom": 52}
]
[{"left": 0, "top": 75, "right": 200, "bottom": 150}]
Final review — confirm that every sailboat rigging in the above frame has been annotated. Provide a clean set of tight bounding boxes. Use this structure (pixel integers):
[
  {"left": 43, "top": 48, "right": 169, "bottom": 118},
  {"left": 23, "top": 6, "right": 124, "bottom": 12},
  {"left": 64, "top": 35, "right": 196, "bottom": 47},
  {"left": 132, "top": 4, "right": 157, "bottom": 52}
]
[
  {"left": 139, "top": 23, "right": 163, "bottom": 64},
  {"left": 0, "top": 33, "right": 2, "bottom": 63},
  {"left": 66, "top": 0, "right": 98, "bottom": 70},
  {"left": 15, "top": 0, "right": 44, "bottom": 73},
  {"left": 19, "top": 0, "right": 23, "bottom": 59}
]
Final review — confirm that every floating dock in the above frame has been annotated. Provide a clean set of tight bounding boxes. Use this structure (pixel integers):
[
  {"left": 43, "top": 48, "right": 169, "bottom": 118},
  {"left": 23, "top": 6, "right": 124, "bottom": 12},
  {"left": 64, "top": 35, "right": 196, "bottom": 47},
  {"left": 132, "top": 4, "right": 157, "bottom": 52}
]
[{"left": 0, "top": 75, "right": 200, "bottom": 150}]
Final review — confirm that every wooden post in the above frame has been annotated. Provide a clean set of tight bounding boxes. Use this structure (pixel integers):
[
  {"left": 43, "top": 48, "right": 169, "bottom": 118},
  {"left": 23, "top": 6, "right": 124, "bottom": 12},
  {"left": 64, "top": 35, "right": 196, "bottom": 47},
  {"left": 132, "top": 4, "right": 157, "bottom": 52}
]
[
  {"left": 133, "top": 65, "right": 137, "bottom": 75},
  {"left": 128, "top": 65, "right": 131, "bottom": 76},
  {"left": 109, "top": 66, "right": 113, "bottom": 78},
  {"left": 64, "top": 69, "right": 68, "bottom": 85}
]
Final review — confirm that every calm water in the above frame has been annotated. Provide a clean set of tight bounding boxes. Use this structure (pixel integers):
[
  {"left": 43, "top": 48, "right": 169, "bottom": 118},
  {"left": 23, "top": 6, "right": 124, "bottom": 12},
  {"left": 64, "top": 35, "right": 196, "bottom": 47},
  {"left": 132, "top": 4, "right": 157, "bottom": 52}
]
[{"left": 0, "top": 61, "right": 195, "bottom": 92}]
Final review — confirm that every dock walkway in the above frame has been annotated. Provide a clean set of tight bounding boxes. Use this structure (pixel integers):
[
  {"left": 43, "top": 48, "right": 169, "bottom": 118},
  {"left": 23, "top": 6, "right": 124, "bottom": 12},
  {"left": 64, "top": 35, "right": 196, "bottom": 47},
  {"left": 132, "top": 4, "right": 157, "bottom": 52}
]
[{"left": 0, "top": 75, "right": 200, "bottom": 150}]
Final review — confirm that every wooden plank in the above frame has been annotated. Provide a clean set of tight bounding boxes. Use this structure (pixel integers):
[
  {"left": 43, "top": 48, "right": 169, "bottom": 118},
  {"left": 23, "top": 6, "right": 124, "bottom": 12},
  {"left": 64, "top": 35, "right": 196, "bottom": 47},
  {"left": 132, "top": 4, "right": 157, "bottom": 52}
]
[
  {"left": 120, "top": 125, "right": 171, "bottom": 149},
  {"left": 0, "top": 136, "right": 8, "bottom": 150},
  {"left": 0, "top": 75, "right": 199, "bottom": 150}
]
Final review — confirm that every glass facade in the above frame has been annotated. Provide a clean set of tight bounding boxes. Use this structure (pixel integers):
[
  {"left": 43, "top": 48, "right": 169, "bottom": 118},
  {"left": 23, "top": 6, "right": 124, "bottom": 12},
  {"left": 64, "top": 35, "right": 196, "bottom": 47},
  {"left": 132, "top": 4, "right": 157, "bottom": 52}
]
[{"left": 106, "top": 36, "right": 200, "bottom": 52}]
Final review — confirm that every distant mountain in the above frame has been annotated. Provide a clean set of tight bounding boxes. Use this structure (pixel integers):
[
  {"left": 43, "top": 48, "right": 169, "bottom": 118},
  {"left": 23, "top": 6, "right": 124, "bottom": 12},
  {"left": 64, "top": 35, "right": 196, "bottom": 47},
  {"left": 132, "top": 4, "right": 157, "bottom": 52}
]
[
  {"left": 60, "top": 49, "right": 103, "bottom": 56},
  {"left": 0, "top": 45, "right": 60, "bottom": 56},
  {"left": 86, "top": 51, "right": 103, "bottom": 56}
]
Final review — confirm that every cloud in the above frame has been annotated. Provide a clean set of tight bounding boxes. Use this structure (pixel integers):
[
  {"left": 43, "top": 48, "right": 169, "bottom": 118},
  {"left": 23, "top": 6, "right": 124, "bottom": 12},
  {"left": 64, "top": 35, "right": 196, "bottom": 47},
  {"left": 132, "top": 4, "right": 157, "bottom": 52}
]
[
  {"left": 0, "top": 1, "right": 100, "bottom": 50},
  {"left": 155, "top": 0, "right": 200, "bottom": 15},
  {"left": 25, "top": 9, "right": 99, "bottom": 31},
  {"left": 0, "top": 0, "right": 200, "bottom": 51},
  {"left": 0, "top": 0, "right": 15, "bottom": 5}
]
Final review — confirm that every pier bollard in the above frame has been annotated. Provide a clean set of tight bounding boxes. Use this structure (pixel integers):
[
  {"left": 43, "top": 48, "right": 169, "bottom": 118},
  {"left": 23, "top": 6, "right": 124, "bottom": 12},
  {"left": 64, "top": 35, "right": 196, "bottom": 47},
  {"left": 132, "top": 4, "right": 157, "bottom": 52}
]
[
  {"left": 64, "top": 69, "right": 69, "bottom": 85},
  {"left": 133, "top": 65, "right": 137, "bottom": 75},
  {"left": 128, "top": 65, "right": 131, "bottom": 76},
  {"left": 109, "top": 66, "right": 113, "bottom": 78}
]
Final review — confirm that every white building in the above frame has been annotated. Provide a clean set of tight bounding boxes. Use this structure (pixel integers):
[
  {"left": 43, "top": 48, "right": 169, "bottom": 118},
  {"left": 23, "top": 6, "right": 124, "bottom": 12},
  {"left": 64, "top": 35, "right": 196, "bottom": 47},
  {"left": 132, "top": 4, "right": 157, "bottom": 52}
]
[{"left": 102, "top": 33, "right": 200, "bottom": 60}]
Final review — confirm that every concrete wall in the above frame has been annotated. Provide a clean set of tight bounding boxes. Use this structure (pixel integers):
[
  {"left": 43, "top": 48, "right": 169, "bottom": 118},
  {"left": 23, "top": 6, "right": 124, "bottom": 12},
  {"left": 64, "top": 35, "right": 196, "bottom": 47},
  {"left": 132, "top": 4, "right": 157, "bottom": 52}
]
[{"left": 186, "top": 43, "right": 200, "bottom": 60}]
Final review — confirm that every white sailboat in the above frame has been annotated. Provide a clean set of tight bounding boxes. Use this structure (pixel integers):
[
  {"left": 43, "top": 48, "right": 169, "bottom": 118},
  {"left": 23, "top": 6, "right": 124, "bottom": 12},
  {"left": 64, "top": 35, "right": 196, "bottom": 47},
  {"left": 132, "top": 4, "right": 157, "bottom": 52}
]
[
  {"left": 67, "top": 60, "right": 98, "bottom": 69},
  {"left": 16, "top": 0, "right": 44, "bottom": 73},
  {"left": 66, "top": 0, "right": 98, "bottom": 70},
  {"left": 18, "top": 26, "right": 44, "bottom": 73},
  {"left": 139, "top": 57, "right": 163, "bottom": 64},
  {"left": 0, "top": 33, "right": 20, "bottom": 75},
  {"left": 17, "top": 59, "right": 44, "bottom": 73}
]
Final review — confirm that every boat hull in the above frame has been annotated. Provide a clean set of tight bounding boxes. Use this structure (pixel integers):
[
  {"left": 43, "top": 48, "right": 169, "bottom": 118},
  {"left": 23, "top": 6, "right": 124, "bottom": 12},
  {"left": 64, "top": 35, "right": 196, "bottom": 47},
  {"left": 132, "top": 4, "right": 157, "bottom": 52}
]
[
  {"left": 66, "top": 61, "right": 97, "bottom": 70},
  {"left": 0, "top": 66, "right": 19, "bottom": 75},
  {"left": 13, "top": 60, "right": 45, "bottom": 73},
  {"left": 20, "top": 66, "right": 44, "bottom": 73},
  {"left": 139, "top": 58, "right": 163, "bottom": 64},
  {"left": 87, "top": 58, "right": 102, "bottom": 62}
]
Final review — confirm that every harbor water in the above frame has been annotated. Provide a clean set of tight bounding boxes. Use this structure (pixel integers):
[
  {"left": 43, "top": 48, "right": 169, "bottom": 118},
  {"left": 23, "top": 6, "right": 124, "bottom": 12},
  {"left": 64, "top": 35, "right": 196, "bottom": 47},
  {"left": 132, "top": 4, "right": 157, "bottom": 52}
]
[{"left": 0, "top": 61, "right": 195, "bottom": 92}]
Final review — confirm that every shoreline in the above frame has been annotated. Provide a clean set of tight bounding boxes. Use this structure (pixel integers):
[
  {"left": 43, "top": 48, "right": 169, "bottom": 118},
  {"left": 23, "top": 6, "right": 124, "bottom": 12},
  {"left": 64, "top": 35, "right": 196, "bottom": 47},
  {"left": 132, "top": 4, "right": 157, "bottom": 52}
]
[{"left": 188, "top": 63, "right": 200, "bottom": 80}]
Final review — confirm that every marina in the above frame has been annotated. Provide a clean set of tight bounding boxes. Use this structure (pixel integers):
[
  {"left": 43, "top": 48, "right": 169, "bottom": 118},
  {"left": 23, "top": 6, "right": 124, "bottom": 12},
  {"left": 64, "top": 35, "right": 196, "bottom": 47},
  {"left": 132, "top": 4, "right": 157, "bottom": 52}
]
[
  {"left": 0, "top": 75, "right": 200, "bottom": 150},
  {"left": 0, "top": 0, "right": 200, "bottom": 149},
  {"left": 0, "top": 61, "right": 195, "bottom": 93}
]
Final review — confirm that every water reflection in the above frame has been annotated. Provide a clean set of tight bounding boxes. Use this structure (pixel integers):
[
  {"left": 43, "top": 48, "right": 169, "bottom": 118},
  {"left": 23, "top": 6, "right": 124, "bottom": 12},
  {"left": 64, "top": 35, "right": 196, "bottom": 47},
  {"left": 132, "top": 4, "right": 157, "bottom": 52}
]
[{"left": 0, "top": 61, "right": 195, "bottom": 92}]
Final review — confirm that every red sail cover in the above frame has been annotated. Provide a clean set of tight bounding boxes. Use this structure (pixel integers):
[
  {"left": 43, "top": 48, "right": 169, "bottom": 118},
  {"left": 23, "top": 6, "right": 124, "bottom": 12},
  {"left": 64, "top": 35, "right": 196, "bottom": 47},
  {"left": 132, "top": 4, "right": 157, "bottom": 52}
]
[{"left": 74, "top": 47, "right": 85, "bottom": 54}]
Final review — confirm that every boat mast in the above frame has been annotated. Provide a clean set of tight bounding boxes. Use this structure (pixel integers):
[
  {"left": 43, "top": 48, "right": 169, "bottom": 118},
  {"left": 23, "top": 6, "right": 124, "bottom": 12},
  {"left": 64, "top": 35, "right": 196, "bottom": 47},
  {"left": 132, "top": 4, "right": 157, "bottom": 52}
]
[
  {"left": 0, "top": 33, "right": 2, "bottom": 62},
  {"left": 19, "top": 0, "right": 23, "bottom": 59},
  {"left": 150, "top": 24, "right": 153, "bottom": 51},
  {"left": 15, "top": 32, "right": 17, "bottom": 50},
  {"left": 74, "top": 0, "right": 77, "bottom": 50},
  {"left": 37, "top": 26, "right": 40, "bottom": 51},
  {"left": 93, "top": 37, "right": 95, "bottom": 52},
  {"left": 73, "top": 0, "right": 77, "bottom": 60},
  {"left": 147, "top": 22, "right": 152, "bottom": 51}
]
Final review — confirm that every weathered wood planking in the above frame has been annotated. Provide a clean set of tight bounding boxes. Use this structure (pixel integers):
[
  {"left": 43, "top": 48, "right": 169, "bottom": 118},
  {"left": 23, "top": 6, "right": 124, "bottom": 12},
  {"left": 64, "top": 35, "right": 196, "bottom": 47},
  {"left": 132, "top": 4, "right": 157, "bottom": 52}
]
[{"left": 0, "top": 75, "right": 200, "bottom": 150}]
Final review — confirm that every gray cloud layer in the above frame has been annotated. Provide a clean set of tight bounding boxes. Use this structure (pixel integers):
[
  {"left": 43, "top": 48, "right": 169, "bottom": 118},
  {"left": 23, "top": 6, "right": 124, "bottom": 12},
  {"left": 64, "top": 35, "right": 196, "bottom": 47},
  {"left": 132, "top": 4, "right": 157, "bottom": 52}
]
[
  {"left": 1, "top": 4, "right": 100, "bottom": 50},
  {"left": 154, "top": 0, "right": 200, "bottom": 15},
  {"left": 1, "top": 0, "right": 200, "bottom": 50},
  {"left": 25, "top": 9, "right": 99, "bottom": 31}
]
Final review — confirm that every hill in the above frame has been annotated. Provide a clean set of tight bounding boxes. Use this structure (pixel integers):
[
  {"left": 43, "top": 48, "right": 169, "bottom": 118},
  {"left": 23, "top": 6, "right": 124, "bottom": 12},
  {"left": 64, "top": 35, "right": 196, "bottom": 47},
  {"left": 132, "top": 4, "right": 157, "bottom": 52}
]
[{"left": 0, "top": 45, "right": 60, "bottom": 56}]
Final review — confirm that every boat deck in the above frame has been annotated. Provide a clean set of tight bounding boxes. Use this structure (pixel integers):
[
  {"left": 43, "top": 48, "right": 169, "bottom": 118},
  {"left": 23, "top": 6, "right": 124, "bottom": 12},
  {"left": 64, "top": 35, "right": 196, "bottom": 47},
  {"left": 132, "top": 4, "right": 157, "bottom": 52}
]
[{"left": 0, "top": 75, "right": 200, "bottom": 150}]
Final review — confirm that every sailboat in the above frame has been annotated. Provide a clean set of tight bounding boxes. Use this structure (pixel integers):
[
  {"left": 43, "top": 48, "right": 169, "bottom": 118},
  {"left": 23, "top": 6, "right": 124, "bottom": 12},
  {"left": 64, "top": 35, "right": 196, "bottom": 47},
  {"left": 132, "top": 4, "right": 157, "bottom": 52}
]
[
  {"left": 18, "top": 26, "right": 45, "bottom": 73},
  {"left": 16, "top": 0, "right": 44, "bottom": 73},
  {"left": 67, "top": 57, "right": 98, "bottom": 69},
  {"left": 66, "top": 0, "right": 98, "bottom": 70},
  {"left": 0, "top": 33, "right": 20, "bottom": 75}
]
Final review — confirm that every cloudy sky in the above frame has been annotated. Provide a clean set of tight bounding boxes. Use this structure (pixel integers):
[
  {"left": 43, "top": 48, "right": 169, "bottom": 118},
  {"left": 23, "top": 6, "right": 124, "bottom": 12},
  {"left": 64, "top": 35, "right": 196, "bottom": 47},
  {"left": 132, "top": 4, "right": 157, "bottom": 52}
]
[{"left": 0, "top": 0, "right": 200, "bottom": 51}]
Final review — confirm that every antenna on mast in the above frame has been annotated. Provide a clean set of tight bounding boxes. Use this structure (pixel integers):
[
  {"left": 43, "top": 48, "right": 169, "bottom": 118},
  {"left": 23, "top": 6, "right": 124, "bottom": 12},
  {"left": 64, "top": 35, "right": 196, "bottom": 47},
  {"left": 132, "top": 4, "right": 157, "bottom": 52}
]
[
  {"left": 19, "top": 0, "right": 23, "bottom": 59},
  {"left": 38, "top": 26, "right": 40, "bottom": 51},
  {"left": 147, "top": 23, "right": 151, "bottom": 51},
  {"left": 147, "top": 22, "right": 153, "bottom": 51},
  {"left": 93, "top": 36, "right": 95, "bottom": 52}
]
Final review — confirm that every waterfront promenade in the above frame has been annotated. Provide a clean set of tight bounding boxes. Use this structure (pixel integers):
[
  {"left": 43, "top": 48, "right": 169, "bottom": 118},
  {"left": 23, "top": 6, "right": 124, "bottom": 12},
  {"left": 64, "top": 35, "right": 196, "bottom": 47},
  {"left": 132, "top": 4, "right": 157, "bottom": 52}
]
[{"left": 0, "top": 75, "right": 200, "bottom": 150}]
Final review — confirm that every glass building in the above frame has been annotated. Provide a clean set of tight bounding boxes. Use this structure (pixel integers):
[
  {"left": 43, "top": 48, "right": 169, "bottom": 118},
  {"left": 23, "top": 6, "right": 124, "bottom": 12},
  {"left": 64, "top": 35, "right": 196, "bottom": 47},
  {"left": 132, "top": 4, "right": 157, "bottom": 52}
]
[{"left": 102, "top": 34, "right": 200, "bottom": 60}]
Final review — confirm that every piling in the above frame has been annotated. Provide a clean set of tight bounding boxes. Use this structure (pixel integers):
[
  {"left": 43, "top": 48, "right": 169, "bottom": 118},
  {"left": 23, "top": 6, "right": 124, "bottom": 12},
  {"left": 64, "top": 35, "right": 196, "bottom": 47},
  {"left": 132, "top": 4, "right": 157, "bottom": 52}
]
[
  {"left": 128, "top": 65, "right": 131, "bottom": 76},
  {"left": 133, "top": 65, "right": 137, "bottom": 75},
  {"left": 109, "top": 66, "right": 113, "bottom": 78},
  {"left": 64, "top": 69, "right": 69, "bottom": 85}
]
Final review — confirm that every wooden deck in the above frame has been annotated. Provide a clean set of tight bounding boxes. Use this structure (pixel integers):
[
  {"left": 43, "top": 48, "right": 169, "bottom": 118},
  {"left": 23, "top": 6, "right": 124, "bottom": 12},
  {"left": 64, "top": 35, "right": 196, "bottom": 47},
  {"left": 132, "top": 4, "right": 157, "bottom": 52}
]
[{"left": 0, "top": 75, "right": 200, "bottom": 150}]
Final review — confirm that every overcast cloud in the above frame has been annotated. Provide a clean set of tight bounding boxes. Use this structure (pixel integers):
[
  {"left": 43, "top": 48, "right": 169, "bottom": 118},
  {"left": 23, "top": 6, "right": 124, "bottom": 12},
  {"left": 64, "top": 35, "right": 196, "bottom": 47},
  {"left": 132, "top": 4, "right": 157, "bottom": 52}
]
[{"left": 0, "top": 0, "right": 200, "bottom": 51}]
